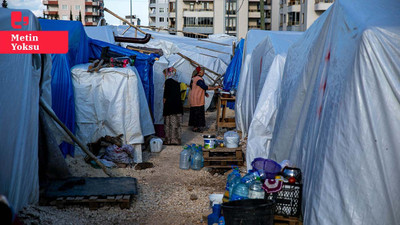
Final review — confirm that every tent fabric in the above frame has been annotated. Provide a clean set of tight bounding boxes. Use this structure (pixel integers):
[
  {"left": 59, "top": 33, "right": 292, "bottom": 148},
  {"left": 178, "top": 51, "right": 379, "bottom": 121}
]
[
  {"left": 223, "top": 39, "right": 245, "bottom": 109},
  {"left": 0, "top": 9, "right": 47, "bottom": 211},
  {"left": 84, "top": 26, "right": 116, "bottom": 44},
  {"left": 246, "top": 32, "right": 302, "bottom": 169},
  {"left": 235, "top": 30, "right": 302, "bottom": 137},
  {"left": 88, "top": 39, "right": 158, "bottom": 116},
  {"left": 268, "top": 0, "right": 400, "bottom": 224},
  {"left": 39, "top": 19, "right": 91, "bottom": 157},
  {"left": 71, "top": 64, "right": 154, "bottom": 147}
]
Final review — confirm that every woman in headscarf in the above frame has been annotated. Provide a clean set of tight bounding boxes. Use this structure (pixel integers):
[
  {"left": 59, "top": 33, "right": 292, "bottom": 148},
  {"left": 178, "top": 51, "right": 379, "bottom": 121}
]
[
  {"left": 163, "top": 67, "right": 183, "bottom": 145},
  {"left": 189, "top": 67, "right": 220, "bottom": 132}
]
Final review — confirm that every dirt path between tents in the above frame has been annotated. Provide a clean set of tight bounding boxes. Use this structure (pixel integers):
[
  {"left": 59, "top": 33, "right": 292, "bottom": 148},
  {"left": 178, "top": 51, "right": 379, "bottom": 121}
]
[{"left": 20, "top": 110, "right": 243, "bottom": 225}]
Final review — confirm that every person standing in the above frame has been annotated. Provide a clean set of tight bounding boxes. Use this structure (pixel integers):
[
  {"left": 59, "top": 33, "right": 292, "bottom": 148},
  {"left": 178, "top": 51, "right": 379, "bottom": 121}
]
[
  {"left": 189, "top": 67, "right": 219, "bottom": 132},
  {"left": 163, "top": 67, "right": 183, "bottom": 145}
]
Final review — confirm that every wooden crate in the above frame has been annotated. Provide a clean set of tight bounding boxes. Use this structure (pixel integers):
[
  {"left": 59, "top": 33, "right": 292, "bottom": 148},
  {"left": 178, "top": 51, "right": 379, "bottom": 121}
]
[
  {"left": 51, "top": 195, "right": 132, "bottom": 210},
  {"left": 274, "top": 215, "right": 303, "bottom": 225},
  {"left": 203, "top": 147, "right": 244, "bottom": 168}
]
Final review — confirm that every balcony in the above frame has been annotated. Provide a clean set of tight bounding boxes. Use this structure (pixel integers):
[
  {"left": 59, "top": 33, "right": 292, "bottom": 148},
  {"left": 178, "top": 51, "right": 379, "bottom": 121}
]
[
  {"left": 43, "top": 0, "right": 58, "bottom": 5},
  {"left": 85, "top": 21, "right": 98, "bottom": 26},
  {"left": 288, "top": 4, "right": 301, "bottom": 12},
  {"left": 85, "top": 11, "right": 99, "bottom": 16},
  {"left": 44, "top": 10, "right": 58, "bottom": 15},
  {"left": 315, "top": 0, "right": 334, "bottom": 11},
  {"left": 169, "top": 12, "right": 176, "bottom": 18},
  {"left": 183, "top": 10, "right": 213, "bottom": 17},
  {"left": 85, "top": 1, "right": 99, "bottom": 6}
]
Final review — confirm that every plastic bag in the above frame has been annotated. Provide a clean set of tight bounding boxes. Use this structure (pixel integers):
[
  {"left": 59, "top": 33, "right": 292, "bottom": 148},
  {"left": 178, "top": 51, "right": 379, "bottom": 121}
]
[
  {"left": 103, "top": 144, "right": 134, "bottom": 164},
  {"left": 224, "top": 131, "right": 239, "bottom": 148}
]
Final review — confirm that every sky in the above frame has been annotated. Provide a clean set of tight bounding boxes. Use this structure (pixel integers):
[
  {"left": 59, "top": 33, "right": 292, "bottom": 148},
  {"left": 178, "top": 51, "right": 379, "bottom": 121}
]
[{"left": 6, "top": 0, "right": 149, "bottom": 26}]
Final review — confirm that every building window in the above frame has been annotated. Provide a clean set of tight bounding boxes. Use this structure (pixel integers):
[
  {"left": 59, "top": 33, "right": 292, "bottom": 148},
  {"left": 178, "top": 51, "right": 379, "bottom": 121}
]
[
  {"left": 189, "top": 3, "right": 194, "bottom": 11},
  {"left": 184, "top": 17, "right": 196, "bottom": 26},
  {"left": 169, "top": 2, "right": 175, "bottom": 12},
  {"left": 159, "top": 8, "right": 164, "bottom": 13},
  {"left": 198, "top": 17, "right": 213, "bottom": 27},
  {"left": 225, "top": 17, "right": 237, "bottom": 31},
  {"left": 75, "top": 15, "right": 79, "bottom": 20},
  {"left": 302, "top": 13, "right": 304, "bottom": 24},
  {"left": 201, "top": 2, "right": 211, "bottom": 11},
  {"left": 75, "top": 5, "right": 80, "bottom": 10},
  {"left": 160, "top": 17, "right": 164, "bottom": 22},
  {"left": 62, "top": 15, "right": 68, "bottom": 20},
  {"left": 226, "top": 0, "right": 237, "bottom": 15},
  {"left": 284, "top": 14, "right": 286, "bottom": 23},
  {"left": 62, "top": 5, "right": 68, "bottom": 10}
]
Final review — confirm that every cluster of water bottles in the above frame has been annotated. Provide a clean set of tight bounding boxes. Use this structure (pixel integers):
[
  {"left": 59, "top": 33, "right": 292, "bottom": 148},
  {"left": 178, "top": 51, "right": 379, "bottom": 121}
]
[
  {"left": 223, "top": 167, "right": 265, "bottom": 202},
  {"left": 179, "top": 144, "right": 204, "bottom": 170}
]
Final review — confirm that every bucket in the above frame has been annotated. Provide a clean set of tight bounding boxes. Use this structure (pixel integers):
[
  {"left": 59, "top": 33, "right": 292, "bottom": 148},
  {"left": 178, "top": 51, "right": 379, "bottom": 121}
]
[
  {"left": 222, "top": 199, "right": 275, "bottom": 225},
  {"left": 150, "top": 138, "right": 163, "bottom": 153},
  {"left": 209, "top": 193, "right": 224, "bottom": 207},
  {"left": 224, "top": 131, "right": 239, "bottom": 148},
  {"left": 203, "top": 135, "right": 216, "bottom": 149}
]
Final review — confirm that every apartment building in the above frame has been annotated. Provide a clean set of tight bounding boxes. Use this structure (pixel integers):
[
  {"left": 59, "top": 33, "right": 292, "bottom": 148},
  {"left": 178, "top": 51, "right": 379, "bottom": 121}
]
[
  {"left": 149, "top": 0, "right": 169, "bottom": 28},
  {"left": 43, "top": 0, "right": 104, "bottom": 26},
  {"left": 153, "top": 0, "right": 277, "bottom": 39},
  {"left": 279, "top": 0, "right": 334, "bottom": 31}
]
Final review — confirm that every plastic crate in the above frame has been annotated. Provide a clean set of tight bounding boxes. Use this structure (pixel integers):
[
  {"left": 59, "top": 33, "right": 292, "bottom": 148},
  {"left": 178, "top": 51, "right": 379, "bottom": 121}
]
[{"left": 267, "top": 182, "right": 302, "bottom": 217}]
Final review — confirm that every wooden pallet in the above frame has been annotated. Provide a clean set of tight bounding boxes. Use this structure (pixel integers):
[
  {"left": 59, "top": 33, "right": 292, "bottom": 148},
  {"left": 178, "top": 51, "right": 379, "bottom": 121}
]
[
  {"left": 203, "top": 147, "right": 244, "bottom": 168},
  {"left": 274, "top": 215, "right": 303, "bottom": 225},
  {"left": 51, "top": 195, "right": 132, "bottom": 210}
]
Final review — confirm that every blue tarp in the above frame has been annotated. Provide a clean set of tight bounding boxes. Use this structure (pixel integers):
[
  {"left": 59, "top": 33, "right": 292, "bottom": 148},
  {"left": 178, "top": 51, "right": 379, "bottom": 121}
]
[
  {"left": 39, "top": 19, "right": 90, "bottom": 157},
  {"left": 89, "top": 39, "right": 158, "bottom": 115},
  {"left": 223, "top": 39, "right": 244, "bottom": 109},
  {"left": 39, "top": 19, "right": 157, "bottom": 157}
]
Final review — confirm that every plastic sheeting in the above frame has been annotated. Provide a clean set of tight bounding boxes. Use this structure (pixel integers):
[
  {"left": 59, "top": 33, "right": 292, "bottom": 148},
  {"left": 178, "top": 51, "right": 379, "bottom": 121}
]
[
  {"left": 71, "top": 64, "right": 154, "bottom": 147},
  {"left": 223, "top": 39, "right": 245, "bottom": 92},
  {"left": 85, "top": 26, "right": 116, "bottom": 44},
  {"left": 268, "top": 0, "right": 400, "bottom": 224},
  {"left": 39, "top": 19, "right": 91, "bottom": 157},
  {"left": 0, "top": 9, "right": 49, "bottom": 211},
  {"left": 88, "top": 39, "right": 158, "bottom": 116},
  {"left": 246, "top": 32, "right": 302, "bottom": 169},
  {"left": 236, "top": 30, "right": 302, "bottom": 137}
]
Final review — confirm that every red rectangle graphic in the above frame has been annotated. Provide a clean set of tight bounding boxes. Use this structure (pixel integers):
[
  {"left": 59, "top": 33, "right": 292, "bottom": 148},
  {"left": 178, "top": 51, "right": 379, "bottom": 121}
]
[{"left": 0, "top": 31, "right": 68, "bottom": 54}]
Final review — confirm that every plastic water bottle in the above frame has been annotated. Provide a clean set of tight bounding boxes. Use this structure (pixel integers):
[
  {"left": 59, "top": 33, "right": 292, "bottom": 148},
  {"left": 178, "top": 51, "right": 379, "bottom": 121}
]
[
  {"left": 225, "top": 168, "right": 241, "bottom": 192},
  {"left": 241, "top": 170, "right": 260, "bottom": 186},
  {"left": 207, "top": 204, "right": 221, "bottom": 225},
  {"left": 191, "top": 149, "right": 204, "bottom": 170},
  {"left": 179, "top": 147, "right": 191, "bottom": 170},
  {"left": 248, "top": 177, "right": 265, "bottom": 199},
  {"left": 230, "top": 182, "right": 249, "bottom": 201}
]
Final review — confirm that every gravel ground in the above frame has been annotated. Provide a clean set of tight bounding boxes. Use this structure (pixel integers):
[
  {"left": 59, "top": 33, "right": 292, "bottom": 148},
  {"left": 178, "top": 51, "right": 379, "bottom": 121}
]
[{"left": 19, "top": 109, "right": 245, "bottom": 225}]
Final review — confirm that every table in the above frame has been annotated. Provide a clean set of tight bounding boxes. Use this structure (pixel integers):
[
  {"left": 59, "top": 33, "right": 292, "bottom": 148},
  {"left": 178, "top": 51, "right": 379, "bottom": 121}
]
[{"left": 216, "top": 95, "right": 236, "bottom": 130}]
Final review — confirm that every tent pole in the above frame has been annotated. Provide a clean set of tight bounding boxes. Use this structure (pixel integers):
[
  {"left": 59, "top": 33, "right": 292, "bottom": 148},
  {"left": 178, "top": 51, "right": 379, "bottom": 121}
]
[{"left": 39, "top": 99, "right": 114, "bottom": 177}]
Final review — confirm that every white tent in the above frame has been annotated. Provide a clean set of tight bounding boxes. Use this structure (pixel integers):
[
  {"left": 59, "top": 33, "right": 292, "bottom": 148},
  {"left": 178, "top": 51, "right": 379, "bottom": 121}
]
[
  {"left": 71, "top": 64, "right": 154, "bottom": 162},
  {"left": 236, "top": 30, "right": 302, "bottom": 137},
  {"left": 85, "top": 26, "right": 235, "bottom": 125},
  {"left": 0, "top": 9, "right": 52, "bottom": 211},
  {"left": 245, "top": 31, "right": 302, "bottom": 169},
  {"left": 268, "top": 0, "right": 400, "bottom": 224}
]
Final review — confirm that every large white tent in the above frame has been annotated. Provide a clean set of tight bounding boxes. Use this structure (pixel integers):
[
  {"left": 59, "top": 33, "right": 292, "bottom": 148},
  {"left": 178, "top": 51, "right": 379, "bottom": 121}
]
[
  {"left": 235, "top": 30, "right": 301, "bottom": 137},
  {"left": 245, "top": 31, "right": 302, "bottom": 169},
  {"left": 71, "top": 64, "right": 154, "bottom": 162},
  {"left": 268, "top": 0, "right": 400, "bottom": 224}
]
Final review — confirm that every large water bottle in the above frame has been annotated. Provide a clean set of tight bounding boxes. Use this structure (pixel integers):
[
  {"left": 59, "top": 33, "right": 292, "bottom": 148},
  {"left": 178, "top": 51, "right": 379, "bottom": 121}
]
[
  {"left": 241, "top": 170, "right": 260, "bottom": 186},
  {"left": 248, "top": 177, "right": 265, "bottom": 199},
  {"left": 191, "top": 149, "right": 204, "bottom": 170},
  {"left": 229, "top": 182, "right": 249, "bottom": 201},
  {"left": 225, "top": 168, "right": 241, "bottom": 191},
  {"left": 179, "top": 147, "right": 191, "bottom": 170}
]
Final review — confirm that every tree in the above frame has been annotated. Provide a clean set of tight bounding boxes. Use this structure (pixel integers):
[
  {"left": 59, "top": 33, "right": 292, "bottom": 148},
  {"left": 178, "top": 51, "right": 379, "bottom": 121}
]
[
  {"left": 54, "top": 12, "right": 59, "bottom": 20},
  {"left": 70, "top": 10, "right": 73, "bottom": 21},
  {"left": 78, "top": 11, "right": 82, "bottom": 22}
]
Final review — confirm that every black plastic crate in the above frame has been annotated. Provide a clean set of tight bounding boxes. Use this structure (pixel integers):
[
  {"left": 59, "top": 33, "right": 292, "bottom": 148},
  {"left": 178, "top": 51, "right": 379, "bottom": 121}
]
[{"left": 267, "top": 182, "right": 302, "bottom": 217}]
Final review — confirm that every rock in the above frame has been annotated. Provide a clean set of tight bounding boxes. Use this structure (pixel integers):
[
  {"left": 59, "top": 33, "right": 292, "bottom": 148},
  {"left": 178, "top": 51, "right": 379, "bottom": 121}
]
[
  {"left": 190, "top": 194, "right": 198, "bottom": 201},
  {"left": 187, "top": 187, "right": 194, "bottom": 192}
]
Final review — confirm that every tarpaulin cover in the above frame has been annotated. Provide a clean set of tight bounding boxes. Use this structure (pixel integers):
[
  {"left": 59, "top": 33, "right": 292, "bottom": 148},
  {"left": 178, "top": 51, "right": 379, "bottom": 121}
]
[
  {"left": 0, "top": 9, "right": 50, "bottom": 211},
  {"left": 39, "top": 19, "right": 91, "bottom": 157},
  {"left": 88, "top": 39, "right": 158, "bottom": 115},
  {"left": 223, "top": 39, "right": 244, "bottom": 109},
  {"left": 71, "top": 64, "right": 154, "bottom": 147},
  {"left": 236, "top": 30, "right": 302, "bottom": 137},
  {"left": 268, "top": 0, "right": 400, "bottom": 224},
  {"left": 246, "top": 32, "right": 302, "bottom": 169}
]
